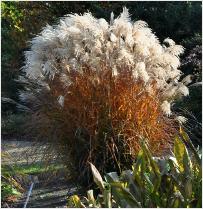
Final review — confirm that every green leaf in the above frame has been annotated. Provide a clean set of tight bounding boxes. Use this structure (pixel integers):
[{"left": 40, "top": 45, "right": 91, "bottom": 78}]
[
  {"left": 105, "top": 172, "right": 119, "bottom": 182},
  {"left": 103, "top": 184, "right": 112, "bottom": 208},
  {"left": 110, "top": 182, "right": 141, "bottom": 207},
  {"left": 174, "top": 136, "right": 186, "bottom": 172},
  {"left": 89, "top": 163, "right": 104, "bottom": 191},
  {"left": 180, "top": 129, "right": 202, "bottom": 168},
  {"left": 121, "top": 170, "right": 143, "bottom": 202},
  {"left": 141, "top": 141, "right": 161, "bottom": 192},
  {"left": 150, "top": 191, "right": 161, "bottom": 207},
  {"left": 184, "top": 179, "right": 193, "bottom": 199},
  {"left": 87, "top": 190, "right": 96, "bottom": 207},
  {"left": 133, "top": 149, "right": 145, "bottom": 188}
]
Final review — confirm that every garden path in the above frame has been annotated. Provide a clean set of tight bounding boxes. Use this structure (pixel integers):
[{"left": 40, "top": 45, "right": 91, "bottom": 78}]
[{"left": 2, "top": 139, "right": 82, "bottom": 208}]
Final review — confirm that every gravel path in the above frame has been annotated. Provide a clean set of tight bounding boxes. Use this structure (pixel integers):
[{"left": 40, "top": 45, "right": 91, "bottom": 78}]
[
  {"left": 1, "top": 139, "right": 82, "bottom": 208},
  {"left": 2, "top": 139, "right": 47, "bottom": 165},
  {"left": 13, "top": 178, "right": 81, "bottom": 208}
]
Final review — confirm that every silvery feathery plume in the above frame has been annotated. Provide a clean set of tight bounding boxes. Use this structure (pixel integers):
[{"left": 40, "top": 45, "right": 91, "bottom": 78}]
[
  {"left": 21, "top": 7, "right": 189, "bottom": 116},
  {"left": 175, "top": 116, "right": 188, "bottom": 124},
  {"left": 161, "top": 101, "right": 171, "bottom": 117},
  {"left": 57, "top": 95, "right": 64, "bottom": 107}
]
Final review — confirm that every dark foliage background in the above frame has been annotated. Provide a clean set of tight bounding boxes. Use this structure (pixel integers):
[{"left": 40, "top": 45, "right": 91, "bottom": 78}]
[{"left": 1, "top": 1, "right": 202, "bottom": 121}]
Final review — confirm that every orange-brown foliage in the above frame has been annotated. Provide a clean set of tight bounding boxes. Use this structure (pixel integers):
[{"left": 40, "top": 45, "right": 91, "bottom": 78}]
[{"left": 36, "top": 63, "right": 178, "bottom": 180}]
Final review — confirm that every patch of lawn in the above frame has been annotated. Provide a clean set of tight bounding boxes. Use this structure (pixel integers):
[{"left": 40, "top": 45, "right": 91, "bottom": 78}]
[{"left": 2, "top": 163, "right": 65, "bottom": 175}]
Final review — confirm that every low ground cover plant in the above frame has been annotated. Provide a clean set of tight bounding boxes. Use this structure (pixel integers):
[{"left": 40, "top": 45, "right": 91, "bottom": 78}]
[
  {"left": 1, "top": 153, "right": 25, "bottom": 206},
  {"left": 68, "top": 131, "right": 202, "bottom": 208}
]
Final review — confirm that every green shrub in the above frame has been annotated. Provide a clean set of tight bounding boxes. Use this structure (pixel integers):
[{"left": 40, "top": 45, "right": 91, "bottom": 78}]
[
  {"left": 68, "top": 130, "right": 202, "bottom": 208},
  {"left": 1, "top": 113, "right": 30, "bottom": 137}
]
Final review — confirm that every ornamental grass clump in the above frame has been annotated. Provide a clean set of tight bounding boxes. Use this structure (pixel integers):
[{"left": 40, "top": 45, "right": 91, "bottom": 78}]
[{"left": 20, "top": 8, "right": 189, "bottom": 183}]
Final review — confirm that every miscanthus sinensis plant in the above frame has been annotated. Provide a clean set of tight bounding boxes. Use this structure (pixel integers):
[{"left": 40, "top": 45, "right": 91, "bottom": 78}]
[{"left": 20, "top": 8, "right": 189, "bottom": 183}]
